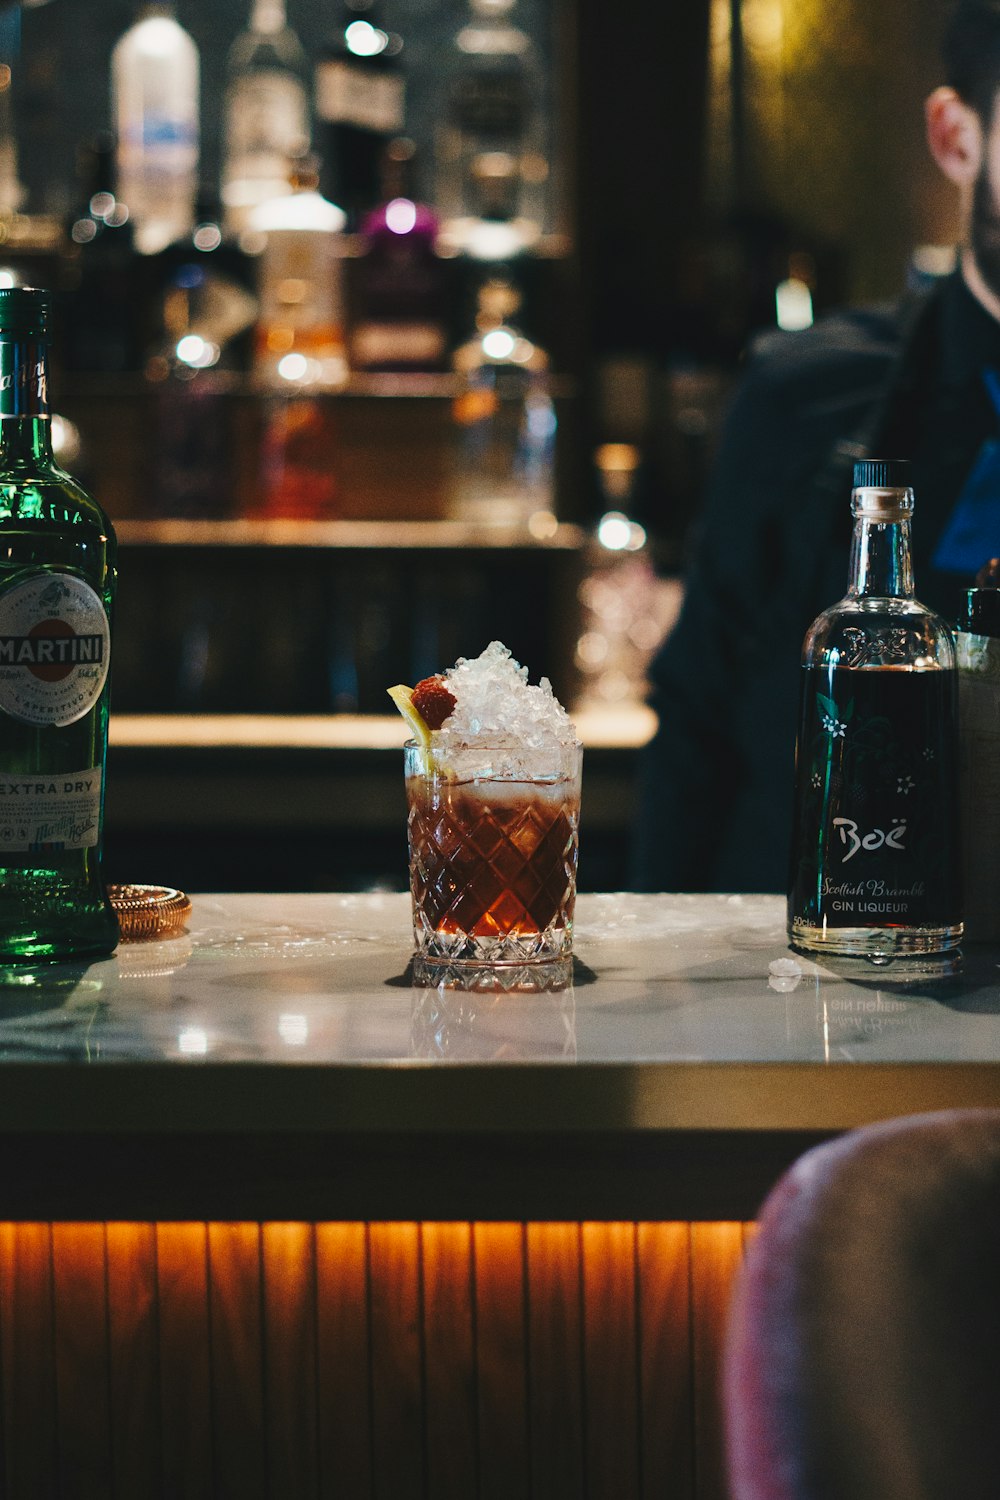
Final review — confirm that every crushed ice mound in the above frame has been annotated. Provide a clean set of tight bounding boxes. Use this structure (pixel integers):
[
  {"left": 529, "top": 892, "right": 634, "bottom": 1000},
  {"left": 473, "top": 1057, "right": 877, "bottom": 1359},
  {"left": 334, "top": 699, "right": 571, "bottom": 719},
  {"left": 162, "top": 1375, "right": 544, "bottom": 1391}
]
[{"left": 434, "top": 641, "right": 580, "bottom": 780}]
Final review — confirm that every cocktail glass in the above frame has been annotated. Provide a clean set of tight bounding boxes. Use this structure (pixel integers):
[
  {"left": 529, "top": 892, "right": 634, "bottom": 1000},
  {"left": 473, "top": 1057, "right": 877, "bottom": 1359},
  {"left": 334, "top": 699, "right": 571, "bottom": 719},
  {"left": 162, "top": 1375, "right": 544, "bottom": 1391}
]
[{"left": 404, "top": 739, "right": 582, "bottom": 965}]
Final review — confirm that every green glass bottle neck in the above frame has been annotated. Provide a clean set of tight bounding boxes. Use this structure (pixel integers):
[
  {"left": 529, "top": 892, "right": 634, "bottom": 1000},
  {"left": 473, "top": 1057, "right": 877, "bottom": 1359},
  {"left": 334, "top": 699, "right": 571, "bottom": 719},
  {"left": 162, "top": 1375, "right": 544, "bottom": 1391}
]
[
  {"left": 0, "top": 336, "right": 55, "bottom": 465},
  {"left": 847, "top": 497, "right": 915, "bottom": 600}
]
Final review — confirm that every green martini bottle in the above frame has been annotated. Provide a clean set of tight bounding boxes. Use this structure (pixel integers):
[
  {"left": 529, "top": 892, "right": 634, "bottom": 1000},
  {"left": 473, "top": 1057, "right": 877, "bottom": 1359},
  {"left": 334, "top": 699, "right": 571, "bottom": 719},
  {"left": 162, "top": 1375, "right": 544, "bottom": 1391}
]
[{"left": 0, "top": 286, "right": 119, "bottom": 960}]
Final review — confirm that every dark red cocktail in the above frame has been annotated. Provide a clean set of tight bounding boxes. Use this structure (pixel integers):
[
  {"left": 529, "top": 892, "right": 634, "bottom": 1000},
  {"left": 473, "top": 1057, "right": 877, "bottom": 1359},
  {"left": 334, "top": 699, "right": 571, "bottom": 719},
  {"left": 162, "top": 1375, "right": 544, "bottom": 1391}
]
[{"left": 405, "top": 746, "right": 581, "bottom": 964}]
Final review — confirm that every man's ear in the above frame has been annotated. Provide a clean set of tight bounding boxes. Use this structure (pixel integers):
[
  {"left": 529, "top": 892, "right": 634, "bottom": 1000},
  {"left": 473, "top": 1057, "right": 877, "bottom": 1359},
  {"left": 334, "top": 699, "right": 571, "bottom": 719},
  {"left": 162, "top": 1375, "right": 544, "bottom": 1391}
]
[{"left": 926, "top": 85, "right": 984, "bottom": 187}]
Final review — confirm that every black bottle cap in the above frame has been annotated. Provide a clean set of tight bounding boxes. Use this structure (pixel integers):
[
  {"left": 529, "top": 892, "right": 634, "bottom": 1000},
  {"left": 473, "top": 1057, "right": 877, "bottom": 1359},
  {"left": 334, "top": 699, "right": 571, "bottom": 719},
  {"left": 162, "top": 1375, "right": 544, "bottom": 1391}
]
[
  {"left": 0, "top": 286, "right": 51, "bottom": 338},
  {"left": 960, "top": 586, "right": 1000, "bottom": 637},
  {"left": 853, "top": 458, "right": 911, "bottom": 489}
]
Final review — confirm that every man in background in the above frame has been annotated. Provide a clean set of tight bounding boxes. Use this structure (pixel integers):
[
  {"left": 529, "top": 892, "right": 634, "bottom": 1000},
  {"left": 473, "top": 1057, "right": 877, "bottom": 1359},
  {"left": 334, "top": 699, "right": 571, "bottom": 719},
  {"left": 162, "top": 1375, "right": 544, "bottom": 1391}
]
[{"left": 633, "top": 0, "right": 1000, "bottom": 893}]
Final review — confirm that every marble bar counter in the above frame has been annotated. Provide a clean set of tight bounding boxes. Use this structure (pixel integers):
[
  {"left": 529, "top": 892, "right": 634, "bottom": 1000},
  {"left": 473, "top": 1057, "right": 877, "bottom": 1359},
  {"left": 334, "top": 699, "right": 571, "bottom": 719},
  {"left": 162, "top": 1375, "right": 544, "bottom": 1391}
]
[{"left": 2, "top": 892, "right": 999, "bottom": 1222}]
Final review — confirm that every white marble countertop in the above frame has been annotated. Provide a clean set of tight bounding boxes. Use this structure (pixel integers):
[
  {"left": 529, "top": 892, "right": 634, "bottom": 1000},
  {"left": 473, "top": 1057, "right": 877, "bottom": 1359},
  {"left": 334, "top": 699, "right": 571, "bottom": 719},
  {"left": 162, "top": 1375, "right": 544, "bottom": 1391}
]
[
  {"left": 2, "top": 891, "right": 999, "bottom": 1073},
  {"left": 2, "top": 893, "right": 998, "bottom": 1218}
]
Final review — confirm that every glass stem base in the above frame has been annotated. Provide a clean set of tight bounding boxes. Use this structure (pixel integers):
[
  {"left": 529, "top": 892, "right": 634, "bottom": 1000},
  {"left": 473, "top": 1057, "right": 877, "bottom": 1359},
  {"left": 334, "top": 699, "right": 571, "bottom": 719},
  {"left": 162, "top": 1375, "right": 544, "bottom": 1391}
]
[{"left": 789, "top": 917, "right": 963, "bottom": 958}]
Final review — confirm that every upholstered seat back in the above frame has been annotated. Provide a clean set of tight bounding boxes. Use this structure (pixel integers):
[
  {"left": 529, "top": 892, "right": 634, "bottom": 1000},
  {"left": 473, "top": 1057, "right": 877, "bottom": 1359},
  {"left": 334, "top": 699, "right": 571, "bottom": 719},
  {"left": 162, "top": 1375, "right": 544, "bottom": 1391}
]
[{"left": 724, "top": 1110, "right": 1000, "bottom": 1500}]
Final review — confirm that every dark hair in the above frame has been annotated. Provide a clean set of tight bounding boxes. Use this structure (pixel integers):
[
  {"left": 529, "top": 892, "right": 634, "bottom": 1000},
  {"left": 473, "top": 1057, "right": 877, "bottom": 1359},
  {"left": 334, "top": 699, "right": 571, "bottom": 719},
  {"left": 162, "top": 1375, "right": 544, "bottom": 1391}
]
[{"left": 943, "top": 1, "right": 1000, "bottom": 120}]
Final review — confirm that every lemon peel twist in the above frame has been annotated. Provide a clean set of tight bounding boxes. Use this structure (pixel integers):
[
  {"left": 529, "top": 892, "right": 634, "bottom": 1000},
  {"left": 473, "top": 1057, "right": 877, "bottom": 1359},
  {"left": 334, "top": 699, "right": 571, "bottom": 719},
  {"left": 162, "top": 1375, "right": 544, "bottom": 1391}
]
[
  {"left": 387, "top": 683, "right": 431, "bottom": 740},
  {"left": 387, "top": 685, "right": 434, "bottom": 774}
]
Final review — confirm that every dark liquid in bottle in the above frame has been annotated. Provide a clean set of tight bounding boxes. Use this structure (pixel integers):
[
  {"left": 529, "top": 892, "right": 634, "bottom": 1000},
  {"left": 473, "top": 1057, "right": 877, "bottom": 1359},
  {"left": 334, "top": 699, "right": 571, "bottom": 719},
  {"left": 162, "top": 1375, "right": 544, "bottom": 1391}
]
[{"left": 788, "top": 664, "right": 961, "bottom": 937}]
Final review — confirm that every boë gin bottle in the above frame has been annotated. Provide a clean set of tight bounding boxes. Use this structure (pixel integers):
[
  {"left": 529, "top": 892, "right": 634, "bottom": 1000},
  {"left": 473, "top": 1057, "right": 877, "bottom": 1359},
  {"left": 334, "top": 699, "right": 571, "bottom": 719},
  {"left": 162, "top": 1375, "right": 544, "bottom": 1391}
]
[
  {"left": 0, "top": 287, "right": 119, "bottom": 961},
  {"left": 788, "top": 459, "right": 962, "bottom": 957}
]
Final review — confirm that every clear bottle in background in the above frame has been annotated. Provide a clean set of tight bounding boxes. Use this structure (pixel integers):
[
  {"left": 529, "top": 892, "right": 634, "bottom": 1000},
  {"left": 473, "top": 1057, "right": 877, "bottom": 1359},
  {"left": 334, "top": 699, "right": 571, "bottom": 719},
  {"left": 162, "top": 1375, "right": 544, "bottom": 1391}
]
[
  {"left": 111, "top": 2, "right": 199, "bottom": 256},
  {"left": 314, "top": 0, "right": 405, "bottom": 230},
  {"left": 351, "top": 138, "right": 448, "bottom": 372},
  {"left": 0, "top": 286, "right": 119, "bottom": 961},
  {"left": 221, "top": 0, "right": 310, "bottom": 236},
  {"left": 249, "top": 158, "right": 346, "bottom": 519},
  {"left": 788, "top": 459, "right": 962, "bottom": 958},
  {"left": 436, "top": 0, "right": 547, "bottom": 260},
  {"left": 573, "top": 445, "right": 682, "bottom": 712},
  {"left": 249, "top": 155, "right": 348, "bottom": 392},
  {"left": 448, "top": 275, "right": 556, "bottom": 527},
  {"left": 955, "top": 559, "right": 1000, "bottom": 942}
]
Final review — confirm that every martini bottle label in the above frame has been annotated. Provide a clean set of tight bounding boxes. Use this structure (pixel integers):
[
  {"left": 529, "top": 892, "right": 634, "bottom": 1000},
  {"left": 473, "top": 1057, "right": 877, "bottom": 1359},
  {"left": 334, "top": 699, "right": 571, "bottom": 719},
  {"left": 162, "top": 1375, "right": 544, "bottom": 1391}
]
[
  {"left": 0, "top": 573, "right": 111, "bottom": 728},
  {"left": 0, "top": 766, "right": 103, "bottom": 852}
]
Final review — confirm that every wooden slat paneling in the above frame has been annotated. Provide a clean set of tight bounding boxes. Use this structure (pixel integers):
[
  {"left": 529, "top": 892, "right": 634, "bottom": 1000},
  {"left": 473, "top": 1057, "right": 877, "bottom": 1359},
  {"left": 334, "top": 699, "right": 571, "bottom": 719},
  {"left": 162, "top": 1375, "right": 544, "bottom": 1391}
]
[
  {"left": 156, "top": 1221, "right": 214, "bottom": 1500},
  {"left": 582, "top": 1222, "right": 640, "bottom": 1500},
  {"left": 261, "top": 1222, "right": 320, "bottom": 1498},
  {"left": 474, "top": 1222, "right": 530, "bottom": 1500},
  {"left": 0, "top": 1223, "right": 58, "bottom": 1500},
  {"left": 208, "top": 1221, "right": 266, "bottom": 1500},
  {"left": 368, "top": 1221, "right": 425, "bottom": 1500},
  {"left": 637, "top": 1222, "right": 695, "bottom": 1500},
  {"left": 315, "top": 1221, "right": 373, "bottom": 1499},
  {"left": 526, "top": 1222, "right": 585, "bottom": 1500},
  {"left": 691, "top": 1223, "right": 746, "bottom": 1500},
  {"left": 106, "top": 1221, "right": 162, "bottom": 1499},
  {"left": 51, "top": 1222, "right": 112, "bottom": 1500},
  {"left": 421, "top": 1222, "right": 477, "bottom": 1500},
  {"left": 0, "top": 1218, "right": 749, "bottom": 1500}
]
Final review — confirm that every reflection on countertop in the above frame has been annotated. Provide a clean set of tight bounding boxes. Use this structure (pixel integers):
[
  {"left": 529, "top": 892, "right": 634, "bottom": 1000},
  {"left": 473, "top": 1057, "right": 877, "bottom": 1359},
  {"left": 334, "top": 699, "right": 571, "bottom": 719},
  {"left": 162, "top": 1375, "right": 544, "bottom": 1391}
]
[
  {"left": 1, "top": 892, "right": 999, "bottom": 1067},
  {"left": 410, "top": 954, "right": 577, "bottom": 1060}
]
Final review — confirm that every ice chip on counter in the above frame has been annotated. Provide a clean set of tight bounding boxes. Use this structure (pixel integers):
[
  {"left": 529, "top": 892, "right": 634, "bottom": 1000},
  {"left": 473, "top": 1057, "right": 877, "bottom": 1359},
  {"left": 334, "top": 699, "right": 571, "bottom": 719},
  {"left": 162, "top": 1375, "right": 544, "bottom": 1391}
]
[
  {"left": 768, "top": 955, "right": 803, "bottom": 993},
  {"left": 768, "top": 958, "right": 803, "bottom": 979}
]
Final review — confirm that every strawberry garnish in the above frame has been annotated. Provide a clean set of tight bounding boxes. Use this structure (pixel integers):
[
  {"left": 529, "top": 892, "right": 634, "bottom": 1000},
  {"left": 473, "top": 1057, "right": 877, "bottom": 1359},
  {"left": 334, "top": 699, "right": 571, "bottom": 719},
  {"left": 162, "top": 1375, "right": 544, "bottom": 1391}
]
[{"left": 411, "top": 675, "right": 456, "bottom": 730}]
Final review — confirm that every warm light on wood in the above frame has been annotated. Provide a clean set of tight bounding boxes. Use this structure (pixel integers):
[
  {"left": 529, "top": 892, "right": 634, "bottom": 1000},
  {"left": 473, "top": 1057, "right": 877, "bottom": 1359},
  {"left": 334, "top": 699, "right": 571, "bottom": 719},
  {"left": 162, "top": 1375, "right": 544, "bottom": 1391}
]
[{"left": 0, "top": 1221, "right": 749, "bottom": 1500}]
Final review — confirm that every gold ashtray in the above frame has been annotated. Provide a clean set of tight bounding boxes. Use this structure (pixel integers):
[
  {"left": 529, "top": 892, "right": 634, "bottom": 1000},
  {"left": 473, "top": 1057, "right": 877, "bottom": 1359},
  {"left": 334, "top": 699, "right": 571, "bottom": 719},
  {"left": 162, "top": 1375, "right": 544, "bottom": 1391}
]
[{"left": 108, "top": 884, "right": 192, "bottom": 943}]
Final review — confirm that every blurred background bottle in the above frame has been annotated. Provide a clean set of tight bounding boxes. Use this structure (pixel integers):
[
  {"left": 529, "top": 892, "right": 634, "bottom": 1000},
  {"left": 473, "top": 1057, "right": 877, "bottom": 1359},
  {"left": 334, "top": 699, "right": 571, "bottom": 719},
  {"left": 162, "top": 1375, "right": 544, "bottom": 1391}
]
[
  {"left": 61, "top": 131, "right": 140, "bottom": 374},
  {"left": 111, "top": 1, "right": 200, "bottom": 256},
  {"left": 955, "top": 559, "right": 1000, "bottom": 942},
  {"left": 249, "top": 154, "right": 348, "bottom": 391},
  {"left": 221, "top": 0, "right": 310, "bottom": 236},
  {"left": 314, "top": 0, "right": 405, "bottom": 230},
  {"left": 0, "top": 54, "right": 25, "bottom": 218},
  {"left": 145, "top": 186, "right": 257, "bottom": 366},
  {"left": 435, "top": 0, "right": 547, "bottom": 260},
  {"left": 448, "top": 275, "right": 555, "bottom": 526},
  {"left": 573, "top": 445, "right": 682, "bottom": 711},
  {"left": 146, "top": 266, "right": 234, "bottom": 520},
  {"left": 350, "top": 138, "right": 448, "bottom": 372},
  {"left": 249, "top": 157, "right": 347, "bottom": 518},
  {"left": 144, "top": 207, "right": 257, "bottom": 518}
]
